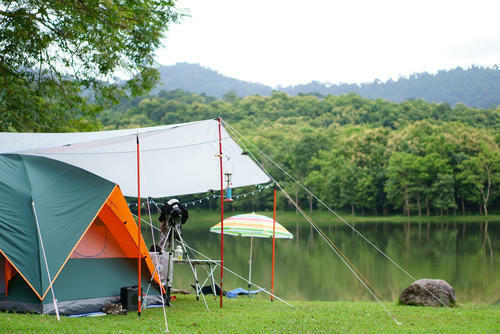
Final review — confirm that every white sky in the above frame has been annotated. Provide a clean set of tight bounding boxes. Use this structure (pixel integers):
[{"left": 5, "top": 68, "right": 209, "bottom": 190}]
[{"left": 156, "top": 0, "right": 500, "bottom": 87}]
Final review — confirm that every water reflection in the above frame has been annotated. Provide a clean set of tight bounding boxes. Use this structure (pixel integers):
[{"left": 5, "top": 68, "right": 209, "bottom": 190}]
[
  {"left": 484, "top": 221, "right": 493, "bottom": 265},
  {"left": 143, "top": 220, "right": 499, "bottom": 304}
]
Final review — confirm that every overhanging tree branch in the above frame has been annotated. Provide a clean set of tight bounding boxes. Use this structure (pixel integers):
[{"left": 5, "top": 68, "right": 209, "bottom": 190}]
[{"left": 0, "top": 0, "right": 183, "bottom": 132}]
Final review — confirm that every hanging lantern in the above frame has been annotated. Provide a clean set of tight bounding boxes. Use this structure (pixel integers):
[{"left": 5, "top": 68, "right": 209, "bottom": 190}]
[{"left": 224, "top": 172, "right": 234, "bottom": 202}]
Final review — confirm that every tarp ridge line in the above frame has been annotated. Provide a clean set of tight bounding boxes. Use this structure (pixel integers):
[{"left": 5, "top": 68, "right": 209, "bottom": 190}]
[
  {"left": 12, "top": 119, "right": 215, "bottom": 154},
  {"left": 31, "top": 138, "right": 228, "bottom": 156}
]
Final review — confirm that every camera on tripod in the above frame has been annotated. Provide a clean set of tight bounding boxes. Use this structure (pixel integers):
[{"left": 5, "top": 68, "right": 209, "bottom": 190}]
[
  {"left": 158, "top": 199, "right": 188, "bottom": 251},
  {"left": 159, "top": 198, "right": 188, "bottom": 225}
]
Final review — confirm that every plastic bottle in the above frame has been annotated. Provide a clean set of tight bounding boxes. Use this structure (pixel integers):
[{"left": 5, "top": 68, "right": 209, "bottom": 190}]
[{"left": 174, "top": 245, "right": 183, "bottom": 260}]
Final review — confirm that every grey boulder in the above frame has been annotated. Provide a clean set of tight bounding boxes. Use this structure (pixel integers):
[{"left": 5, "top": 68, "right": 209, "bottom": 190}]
[{"left": 399, "top": 279, "right": 456, "bottom": 307}]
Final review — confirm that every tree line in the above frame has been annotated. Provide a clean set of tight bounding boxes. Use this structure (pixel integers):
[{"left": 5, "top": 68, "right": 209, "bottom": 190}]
[
  {"left": 151, "top": 63, "right": 500, "bottom": 109},
  {"left": 102, "top": 90, "right": 500, "bottom": 216},
  {"left": 1, "top": 2, "right": 498, "bottom": 216}
]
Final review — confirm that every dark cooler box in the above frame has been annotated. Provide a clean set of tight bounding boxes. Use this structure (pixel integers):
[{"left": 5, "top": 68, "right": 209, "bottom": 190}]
[{"left": 120, "top": 286, "right": 139, "bottom": 311}]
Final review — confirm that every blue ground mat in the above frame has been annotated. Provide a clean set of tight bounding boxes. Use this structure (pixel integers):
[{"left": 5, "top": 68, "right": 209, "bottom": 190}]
[{"left": 226, "top": 287, "right": 264, "bottom": 298}]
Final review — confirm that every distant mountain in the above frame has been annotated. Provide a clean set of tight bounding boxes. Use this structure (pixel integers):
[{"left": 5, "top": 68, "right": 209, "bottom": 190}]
[
  {"left": 155, "top": 63, "right": 500, "bottom": 109},
  {"left": 155, "top": 62, "right": 272, "bottom": 98},
  {"left": 283, "top": 66, "right": 500, "bottom": 109}
]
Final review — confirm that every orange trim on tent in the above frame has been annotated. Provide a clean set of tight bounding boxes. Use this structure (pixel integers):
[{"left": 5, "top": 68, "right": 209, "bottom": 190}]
[
  {"left": 103, "top": 186, "right": 162, "bottom": 288},
  {"left": 0, "top": 248, "right": 43, "bottom": 300}
]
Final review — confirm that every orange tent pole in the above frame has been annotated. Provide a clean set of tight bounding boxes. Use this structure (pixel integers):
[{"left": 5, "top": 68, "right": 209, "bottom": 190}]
[
  {"left": 271, "top": 184, "right": 277, "bottom": 301},
  {"left": 136, "top": 134, "right": 142, "bottom": 316},
  {"left": 218, "top": 117, "right": 225, "bottom": 308}
]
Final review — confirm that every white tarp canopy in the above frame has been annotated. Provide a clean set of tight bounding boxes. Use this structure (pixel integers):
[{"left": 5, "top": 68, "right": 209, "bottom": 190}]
[{"left": 0, "top": 119, "right": 270, "bottom": 197}]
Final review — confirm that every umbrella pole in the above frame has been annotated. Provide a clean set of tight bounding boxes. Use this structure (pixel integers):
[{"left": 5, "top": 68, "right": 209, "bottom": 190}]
[
  {"left": 218, "top": 117, "right": 225, "bottom": 308},
  {"left": 271, "top": 185, "right": 277, "bottom": 301},
  {"left": 136, "top": 133, "right": 142, "bottom": 316},
  {"left": 248, "top": 236, "right": 253, "bottom": 295}
]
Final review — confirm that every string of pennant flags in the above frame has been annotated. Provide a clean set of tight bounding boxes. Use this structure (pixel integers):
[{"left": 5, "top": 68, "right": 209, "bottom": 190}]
[{"left": 127, "top": 183, "right": 274, "bottom": 209}]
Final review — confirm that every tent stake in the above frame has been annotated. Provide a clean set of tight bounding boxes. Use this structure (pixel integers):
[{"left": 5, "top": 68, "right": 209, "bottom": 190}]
[
  {"left": 136, "top": 133, "right": 142, "bottom": 316},
  {"left": 218, "top": 117, "right": 224, "bottom": 308}
]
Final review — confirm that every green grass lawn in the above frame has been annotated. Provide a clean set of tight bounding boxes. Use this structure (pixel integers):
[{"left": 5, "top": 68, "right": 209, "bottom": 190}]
[{"left": 1, "top": 296, "right": 498, "bottom": 333}]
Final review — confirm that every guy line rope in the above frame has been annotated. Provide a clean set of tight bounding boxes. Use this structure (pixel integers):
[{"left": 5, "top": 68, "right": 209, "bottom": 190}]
[
  {"left": 139, "top": 141, "right": 169, "bottom": 332},
  {"left": 223, "top": 118, "right": 454, "bottom": 323}
]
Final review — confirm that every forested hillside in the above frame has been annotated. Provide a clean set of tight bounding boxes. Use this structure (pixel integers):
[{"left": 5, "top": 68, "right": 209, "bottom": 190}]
[
  {"left": 157, "top": 63, "right": 500, "bottom": 108},
  {"left": 100, "top": 90, "right": 500, "bottom": 216}
]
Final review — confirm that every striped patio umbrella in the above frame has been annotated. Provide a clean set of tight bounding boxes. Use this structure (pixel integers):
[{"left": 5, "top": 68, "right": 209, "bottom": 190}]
[{"left": 210, "top": 213, "right": 292, "bottom": 292}]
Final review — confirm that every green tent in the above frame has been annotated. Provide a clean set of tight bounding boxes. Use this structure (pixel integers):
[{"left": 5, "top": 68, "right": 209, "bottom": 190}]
[{"left": 0, "top": 154, "right": 161, "bottom": 315}]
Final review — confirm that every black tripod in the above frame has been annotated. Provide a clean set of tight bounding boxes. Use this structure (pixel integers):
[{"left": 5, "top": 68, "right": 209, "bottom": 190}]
[{"left": 158, "top": 220, "right": 209, "bottom": 310}]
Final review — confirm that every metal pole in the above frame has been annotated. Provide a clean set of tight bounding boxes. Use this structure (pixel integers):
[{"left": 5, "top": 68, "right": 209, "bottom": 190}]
[
  {"left": 217, "top": 117, "right": 225, "bottom": 308},
  {"left": 271, "top": 185, "right": 277, "bottom": 301},
  {"left": 136, "top": 133, "right": 142, "bottom": 316},
  {"left": 166, "top": 224, "right": 175, "bottom": 305},
  {"left": 248, "top": 236, "right": 253, "bottom": 295},
  {"left": 32, "top": 201, "right": 60, "bottom": 321}
]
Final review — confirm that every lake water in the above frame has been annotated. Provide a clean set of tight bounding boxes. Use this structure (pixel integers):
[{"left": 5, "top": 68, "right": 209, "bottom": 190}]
[{"left": 145, "top": 218, "right": 499, "bottom": 304}]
